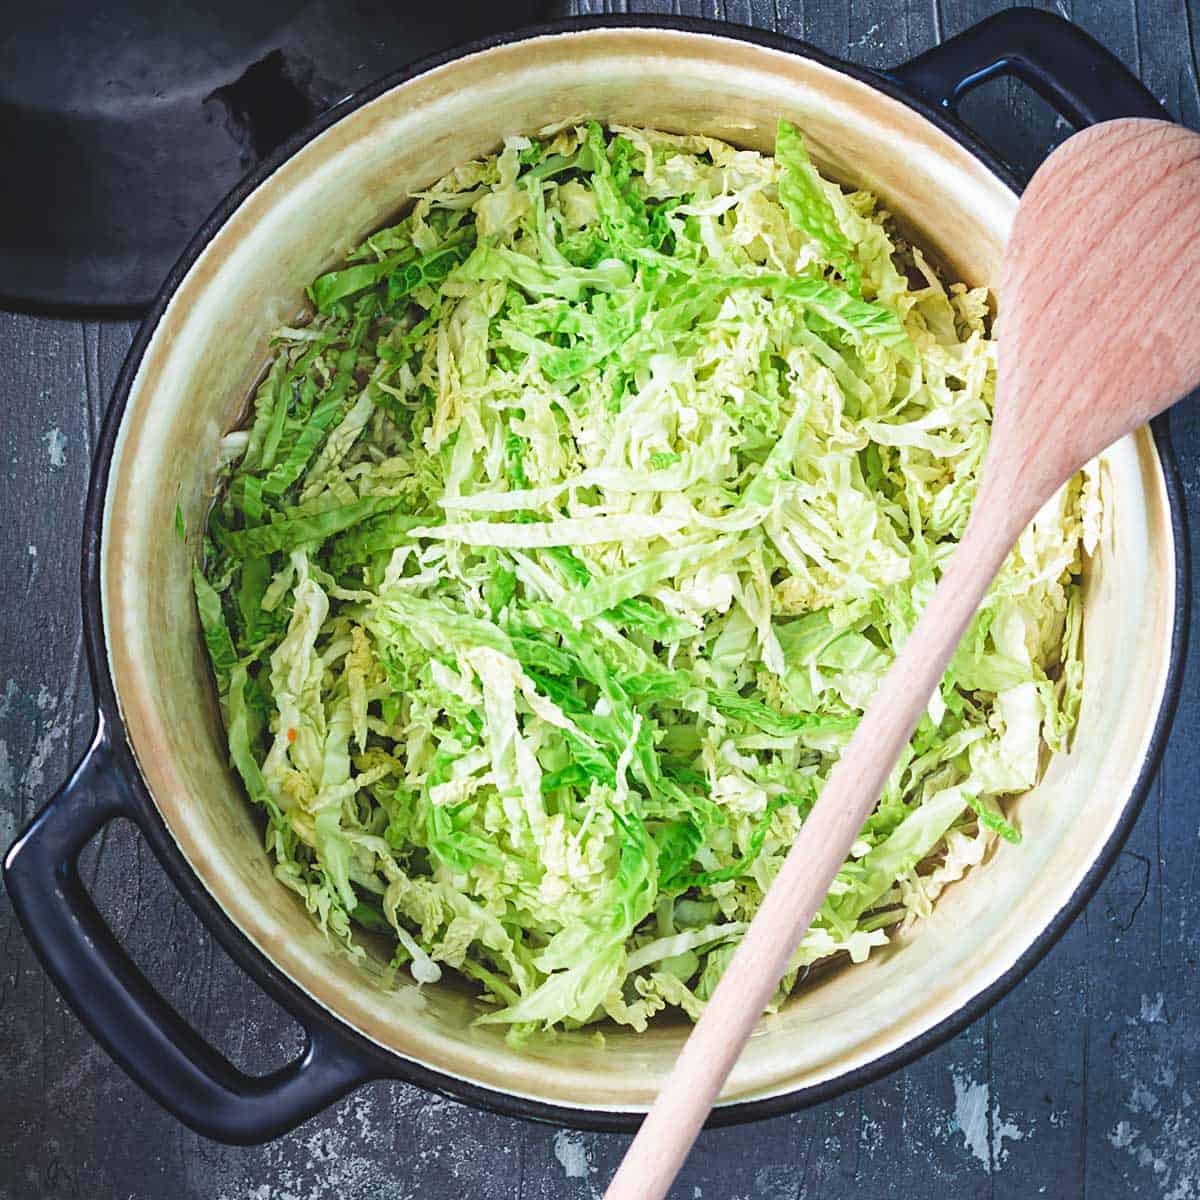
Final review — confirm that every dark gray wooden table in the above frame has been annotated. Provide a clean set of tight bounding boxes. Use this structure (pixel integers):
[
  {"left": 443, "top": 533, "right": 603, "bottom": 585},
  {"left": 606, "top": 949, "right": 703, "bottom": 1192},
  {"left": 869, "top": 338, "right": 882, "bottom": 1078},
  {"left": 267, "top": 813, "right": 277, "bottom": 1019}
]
[{"left": 3, "top": 2, "right": 1198, "bottom": 1197}]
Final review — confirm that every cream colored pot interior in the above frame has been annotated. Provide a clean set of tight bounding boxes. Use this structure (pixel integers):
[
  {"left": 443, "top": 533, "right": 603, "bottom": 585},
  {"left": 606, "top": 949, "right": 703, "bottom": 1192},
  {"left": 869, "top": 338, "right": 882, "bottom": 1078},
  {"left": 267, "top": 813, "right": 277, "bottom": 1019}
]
[{"left": 103, "top": 28, "right": 1176, "bottom": 1111}]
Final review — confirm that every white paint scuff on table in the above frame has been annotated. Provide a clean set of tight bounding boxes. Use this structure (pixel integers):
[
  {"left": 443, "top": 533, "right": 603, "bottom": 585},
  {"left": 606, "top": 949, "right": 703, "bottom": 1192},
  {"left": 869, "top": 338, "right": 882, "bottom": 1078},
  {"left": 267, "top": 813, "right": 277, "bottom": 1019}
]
[
  {"left": 553, "top": 1129, "right": 591, "bottom": 1178},
  {"left": 951, "top": 1069, "right": 1026, "bottom": 1173},
  {"left": 1106, "top": 993, "right": 1200, "bottom": 1197},
  {"left": 43, "top": 426, "right": 66, "bottom": 468}
]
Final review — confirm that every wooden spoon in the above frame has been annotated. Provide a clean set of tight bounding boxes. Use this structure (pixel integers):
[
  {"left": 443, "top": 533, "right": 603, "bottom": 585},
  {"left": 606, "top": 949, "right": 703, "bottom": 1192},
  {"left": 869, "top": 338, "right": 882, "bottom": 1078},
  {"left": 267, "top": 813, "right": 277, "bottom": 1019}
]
[{"left": 605, "top": 117, "right": 1200, "bottom": 1200}]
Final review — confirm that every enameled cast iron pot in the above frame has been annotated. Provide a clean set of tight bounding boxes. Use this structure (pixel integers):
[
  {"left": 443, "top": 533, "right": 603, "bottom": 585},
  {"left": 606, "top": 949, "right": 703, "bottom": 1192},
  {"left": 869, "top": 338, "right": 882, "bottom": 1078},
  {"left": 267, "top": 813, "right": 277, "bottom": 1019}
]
[{"left": 5, "top": 9, "right": 1190, "bottom": 1145}]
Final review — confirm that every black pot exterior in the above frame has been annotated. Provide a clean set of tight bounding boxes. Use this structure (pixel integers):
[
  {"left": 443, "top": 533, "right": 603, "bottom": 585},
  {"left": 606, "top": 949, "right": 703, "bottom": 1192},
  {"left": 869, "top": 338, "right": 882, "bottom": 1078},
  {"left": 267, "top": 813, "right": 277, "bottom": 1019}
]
[{"left": 4, "top": 9, "right": 1190, "bottom": 1142}]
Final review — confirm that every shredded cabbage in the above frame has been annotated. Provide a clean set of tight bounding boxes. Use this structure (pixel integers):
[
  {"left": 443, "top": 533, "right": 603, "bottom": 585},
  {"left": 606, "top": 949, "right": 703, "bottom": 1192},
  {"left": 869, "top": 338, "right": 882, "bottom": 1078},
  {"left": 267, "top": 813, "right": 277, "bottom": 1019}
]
[{"left": 196, "top": 120, "right": 1099, "bottom": 1035}]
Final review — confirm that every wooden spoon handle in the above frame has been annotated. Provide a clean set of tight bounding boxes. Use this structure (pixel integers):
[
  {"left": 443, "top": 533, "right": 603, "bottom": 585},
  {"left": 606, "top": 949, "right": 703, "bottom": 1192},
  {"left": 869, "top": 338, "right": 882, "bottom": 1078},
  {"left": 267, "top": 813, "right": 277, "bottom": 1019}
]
[{"left": 604, "top": 505, "right": 1019, "bottom": 1200}]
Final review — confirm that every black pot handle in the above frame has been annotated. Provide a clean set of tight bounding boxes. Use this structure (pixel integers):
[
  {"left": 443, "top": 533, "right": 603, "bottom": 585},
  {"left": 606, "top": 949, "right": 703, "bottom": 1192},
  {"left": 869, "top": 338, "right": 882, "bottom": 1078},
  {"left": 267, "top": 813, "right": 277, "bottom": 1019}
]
[
  {"left": 2, "top": 717, "right": 375, "bottom": 1144},
  {"left": 890, "top": 9, "right": 1169, "bottom": 128}
]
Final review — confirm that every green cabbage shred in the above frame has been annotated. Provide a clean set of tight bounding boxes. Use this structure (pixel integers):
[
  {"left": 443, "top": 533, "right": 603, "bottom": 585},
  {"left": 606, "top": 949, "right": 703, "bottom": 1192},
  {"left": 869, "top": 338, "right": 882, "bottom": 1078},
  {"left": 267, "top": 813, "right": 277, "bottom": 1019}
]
[{"left": 196, "top": 120, "right": 1100, "bottom": 1035}]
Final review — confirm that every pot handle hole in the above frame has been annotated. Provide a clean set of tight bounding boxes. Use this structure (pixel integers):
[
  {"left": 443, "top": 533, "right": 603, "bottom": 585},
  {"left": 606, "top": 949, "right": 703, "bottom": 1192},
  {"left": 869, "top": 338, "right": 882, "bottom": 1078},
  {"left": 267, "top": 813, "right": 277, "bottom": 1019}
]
[
  {"left": 890, "top": 9, "right": 1169, "bottom": 129},
  {"left": 2, "top": 717, "right": 375, "bottom": 1144}
]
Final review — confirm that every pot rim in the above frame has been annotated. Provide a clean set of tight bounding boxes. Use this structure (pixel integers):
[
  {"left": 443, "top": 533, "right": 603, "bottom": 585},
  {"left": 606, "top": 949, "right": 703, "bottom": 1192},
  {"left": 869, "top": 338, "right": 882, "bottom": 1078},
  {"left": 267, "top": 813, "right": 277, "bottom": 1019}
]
[{"left": 80, "top": 15, "right": 1190, "bottom": 1131}]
